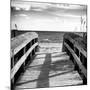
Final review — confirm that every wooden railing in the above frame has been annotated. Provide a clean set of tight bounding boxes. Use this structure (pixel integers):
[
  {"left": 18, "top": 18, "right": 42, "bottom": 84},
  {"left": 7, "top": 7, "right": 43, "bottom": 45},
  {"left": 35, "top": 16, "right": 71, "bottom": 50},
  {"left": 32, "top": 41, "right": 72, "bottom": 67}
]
[
  {"left": 11, "top": 32, "right": 38, "bottom": 87},
  {"left": 62, "top": 33, "right": 87, "bottom": 84}
]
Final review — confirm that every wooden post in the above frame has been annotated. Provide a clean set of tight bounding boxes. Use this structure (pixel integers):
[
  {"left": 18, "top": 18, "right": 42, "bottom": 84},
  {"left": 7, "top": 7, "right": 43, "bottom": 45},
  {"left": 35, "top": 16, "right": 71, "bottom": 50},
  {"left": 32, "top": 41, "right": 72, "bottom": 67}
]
[
  {"left": 34, "top": 39, "right": 35, "bottom": 55},
  {"left": 23, "top": 46, "right": 26, "bottom": 71},
  {"left": 30, "top": 41, "right": 32, "bottom": 59},
  {"left": 62, "top": 38, "right": 65, "bottom": 52},
  {"left": 11, "top": 51, "right": 14, "bottom": 89}
]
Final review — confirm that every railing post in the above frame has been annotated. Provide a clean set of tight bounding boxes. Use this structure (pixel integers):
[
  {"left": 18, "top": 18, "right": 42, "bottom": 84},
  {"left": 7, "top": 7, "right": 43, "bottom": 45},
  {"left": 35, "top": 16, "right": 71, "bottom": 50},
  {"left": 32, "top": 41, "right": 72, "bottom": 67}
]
[
  {"left": 62, "top": 38, "right": 65, "bottom": 52},
  {"left": 23, "top": 46, "right": 26, "bottom": 71},
  {"left": 35, "top": 38, "right": 38, "bottom": 52},
  {"left": 73, "top": 46, "right": 77, "bottom": 70},
  {"left": 34, "top": 39, "right": 35, "bottom": 55},
  {"left": 11, "top": 51, "right": 14, "bottom": 89},
  {"left": 31, "top": 41, "right": 32, "bottom": 58}
]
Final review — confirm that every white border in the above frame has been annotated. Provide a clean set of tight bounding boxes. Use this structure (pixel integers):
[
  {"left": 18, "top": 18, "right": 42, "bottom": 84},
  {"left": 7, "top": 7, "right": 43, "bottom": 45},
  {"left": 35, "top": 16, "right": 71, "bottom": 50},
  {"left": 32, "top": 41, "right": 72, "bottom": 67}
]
[{"left": 0, "top": 0, "right": 89, "bottom": 90}]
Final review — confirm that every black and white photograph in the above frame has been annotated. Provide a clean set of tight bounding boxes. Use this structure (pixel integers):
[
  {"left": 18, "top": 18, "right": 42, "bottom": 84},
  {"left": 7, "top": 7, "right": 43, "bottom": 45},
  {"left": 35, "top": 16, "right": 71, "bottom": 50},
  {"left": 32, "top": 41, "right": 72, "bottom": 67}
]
[{"left": 10, "top": 0, "right": 87, "bottom": 90}]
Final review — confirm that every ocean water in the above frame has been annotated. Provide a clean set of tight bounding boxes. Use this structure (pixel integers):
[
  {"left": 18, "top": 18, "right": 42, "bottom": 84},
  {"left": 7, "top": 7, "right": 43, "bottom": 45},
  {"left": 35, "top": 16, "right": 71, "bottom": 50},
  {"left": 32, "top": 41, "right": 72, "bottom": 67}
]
[
  {"left": 37, "top": 31, "right": 65, "bottom": 43},
  {"left": 35, "top": 31, "right": 65, "bottom": 53}
]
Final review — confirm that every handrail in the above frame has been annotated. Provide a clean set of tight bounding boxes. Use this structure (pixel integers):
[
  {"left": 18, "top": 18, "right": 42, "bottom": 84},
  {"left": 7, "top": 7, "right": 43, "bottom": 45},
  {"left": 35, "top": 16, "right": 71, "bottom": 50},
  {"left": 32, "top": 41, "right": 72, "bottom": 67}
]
[
  {"left": 11, "top": 32, "right": 38, "bottom": 80},
  {"left": 11, "top": 32, "right": 38, "bottom": 57},
  {"left": 64, "top": 33, "right": 87, "bottom": 57},
  {"left": 63, "top": 33, "right": 87, "bottom": 83},
  {"left": 11, "top": 42, "right": 38, "bottom": 79},
  {"left": 64, "top": 42, "right": 87, "bottom": 78}
]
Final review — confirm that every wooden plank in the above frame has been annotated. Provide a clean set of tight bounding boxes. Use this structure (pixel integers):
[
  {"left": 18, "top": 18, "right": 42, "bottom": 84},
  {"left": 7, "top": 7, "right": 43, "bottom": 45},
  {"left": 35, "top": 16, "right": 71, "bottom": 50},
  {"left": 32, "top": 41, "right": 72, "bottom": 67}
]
[
  {"left": 36, "top": 51, "right": 66, "bottom": 55},
  {"left": 11, "top": 42, "right": 38, "bottom": 79}
]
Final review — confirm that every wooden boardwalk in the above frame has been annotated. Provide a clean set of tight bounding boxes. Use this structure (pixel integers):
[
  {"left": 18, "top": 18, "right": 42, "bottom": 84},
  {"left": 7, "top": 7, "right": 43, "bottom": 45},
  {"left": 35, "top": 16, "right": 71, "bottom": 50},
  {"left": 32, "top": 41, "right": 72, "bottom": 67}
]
[{"left": 15, "top": 44, "right": 83, "bottom": 90}]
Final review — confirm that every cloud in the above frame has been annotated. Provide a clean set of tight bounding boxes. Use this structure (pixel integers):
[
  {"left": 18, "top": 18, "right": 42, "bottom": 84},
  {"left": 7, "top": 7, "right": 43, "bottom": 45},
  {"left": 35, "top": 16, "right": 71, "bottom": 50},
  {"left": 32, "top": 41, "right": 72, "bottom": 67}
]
[
  {"left": 14, "top": 14, "right": 28, "bottom": 17},
  {"left": 11, "top": 0, "right": 87, "bottom": 13}
]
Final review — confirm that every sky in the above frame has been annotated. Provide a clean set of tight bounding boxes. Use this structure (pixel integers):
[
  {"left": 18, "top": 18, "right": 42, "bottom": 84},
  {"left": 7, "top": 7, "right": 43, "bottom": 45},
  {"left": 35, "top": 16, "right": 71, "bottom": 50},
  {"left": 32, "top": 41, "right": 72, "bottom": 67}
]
[{"left": 11, "top": 0, "right": 87, "bottom": 32}]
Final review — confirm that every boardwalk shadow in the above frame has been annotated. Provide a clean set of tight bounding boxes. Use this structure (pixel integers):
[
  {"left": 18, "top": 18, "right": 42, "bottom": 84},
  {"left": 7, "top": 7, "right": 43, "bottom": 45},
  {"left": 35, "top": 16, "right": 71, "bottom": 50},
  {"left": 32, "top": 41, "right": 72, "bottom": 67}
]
[{"left": 37, "top": 53, "right": 51, "bottom": 88}]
